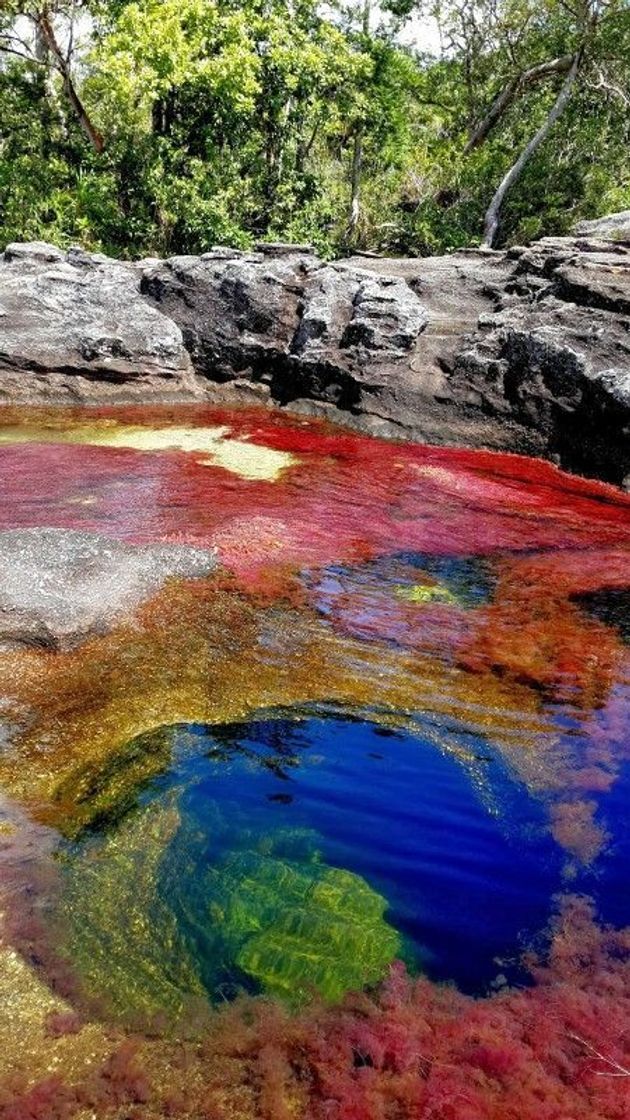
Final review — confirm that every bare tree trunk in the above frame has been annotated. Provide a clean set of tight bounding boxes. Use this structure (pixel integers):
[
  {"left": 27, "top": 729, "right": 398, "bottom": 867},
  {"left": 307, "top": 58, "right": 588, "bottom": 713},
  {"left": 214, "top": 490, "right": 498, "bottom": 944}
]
[
  {"left": 347, "top": 128, "right": 363, "bottom": 234},
  {"left": 481, "top": 50, "right": 582, "bottom": 248},
  {"left": 36, "top": 10, "right": 105, "bottom": 154},
  {"left": 464, "top": 75, "right": 521, "bottom": 154},
  {"left": 464, "top": 55, "right": 574, "bottom": 154},
  {"left": 296, "top": 114, "right": 321, "bottom": 174}
]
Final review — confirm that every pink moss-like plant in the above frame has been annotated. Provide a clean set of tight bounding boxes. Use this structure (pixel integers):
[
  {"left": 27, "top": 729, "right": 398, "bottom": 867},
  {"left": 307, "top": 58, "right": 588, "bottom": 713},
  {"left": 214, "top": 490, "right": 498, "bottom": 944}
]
[{"left": 0, "top": 904, "right": 628, "bottom": 1120}]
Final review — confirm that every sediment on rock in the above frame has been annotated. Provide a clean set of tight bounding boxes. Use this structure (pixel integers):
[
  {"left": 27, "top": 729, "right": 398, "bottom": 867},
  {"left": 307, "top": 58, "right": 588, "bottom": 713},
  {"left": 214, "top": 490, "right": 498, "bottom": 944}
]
[{"left": 0, "top": 528, "right": 216, "bottom": 651}]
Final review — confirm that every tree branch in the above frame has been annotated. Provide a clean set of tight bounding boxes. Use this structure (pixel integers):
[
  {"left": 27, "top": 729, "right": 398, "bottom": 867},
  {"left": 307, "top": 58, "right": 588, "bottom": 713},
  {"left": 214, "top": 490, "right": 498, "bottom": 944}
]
[
  {"left": 35, "top": 10, "right": 105, "bottom": 153},
  {"left": 464, "top": 54, "right": 575, "bottom": 154},
  {"left": 0, "top": 41, "right": 45, "bottom": 65},
  {"left": 568, "top": 1033, "right": 630, "bottom": 1077},
  {"left": 482, "top": 49, "right": 583, "bottom": 248},
  {"left": 589, "top": 64, "right": 630, "bottom": 105}
]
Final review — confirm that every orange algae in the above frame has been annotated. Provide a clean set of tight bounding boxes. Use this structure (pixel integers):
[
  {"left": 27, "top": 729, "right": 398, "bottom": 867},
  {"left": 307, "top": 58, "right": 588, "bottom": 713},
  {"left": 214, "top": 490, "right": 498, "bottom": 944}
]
[{"left": 0, "top": 574, "right": 554, "bottom": 830}]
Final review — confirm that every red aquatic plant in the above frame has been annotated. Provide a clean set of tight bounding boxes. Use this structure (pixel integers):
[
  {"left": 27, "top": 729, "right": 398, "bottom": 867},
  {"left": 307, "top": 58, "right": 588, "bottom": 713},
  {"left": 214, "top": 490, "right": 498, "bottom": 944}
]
[
  {"left": 0, "top": 407, "right": 629, "bottom": 1117},
  {"left": 255, "top": 895, "right": 630, "bottom": 1120},
  {"left": 44, "top": 1011, "right": 82, "bottom": 1038},
  {"left": 0, "top": 1076, "right": 76, "bottom": 1120},
  {"left": 0, "top": 897, "right": 628, "bottom": 1119}
]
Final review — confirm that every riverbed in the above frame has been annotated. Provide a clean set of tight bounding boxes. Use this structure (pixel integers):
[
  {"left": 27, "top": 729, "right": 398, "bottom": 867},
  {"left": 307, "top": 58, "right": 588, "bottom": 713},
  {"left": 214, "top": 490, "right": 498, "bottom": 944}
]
[{"left": 0, "top": 403, "right": 628, "bottom": 1117}]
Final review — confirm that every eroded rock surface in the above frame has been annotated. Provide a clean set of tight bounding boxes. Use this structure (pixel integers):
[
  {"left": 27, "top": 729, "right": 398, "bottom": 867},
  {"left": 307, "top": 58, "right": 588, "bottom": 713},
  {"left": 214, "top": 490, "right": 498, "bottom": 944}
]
[
  {"left": 0, "top": 242, "right": 195, "bottom": 399},
  {"left": 0, "top": 529, "right": 216, "bottom": 650},
  {"left": 448, "top": 236, "right": 630, "bottom": 485},
  {"left": 0, "top": 224, "right": 629, "bottom": 483},
  {"left": 141, "top": 245, "right": 429, "bottom": 418},
  {"left": 573, "top": 210, "right": 630, "bottom": 243}
]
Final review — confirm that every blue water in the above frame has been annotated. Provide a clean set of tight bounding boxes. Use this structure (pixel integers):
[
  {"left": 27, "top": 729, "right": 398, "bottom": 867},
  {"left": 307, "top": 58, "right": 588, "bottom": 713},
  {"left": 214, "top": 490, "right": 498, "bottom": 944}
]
[{"left": 130, "top": 710, "right": 566, "bottom": 995}]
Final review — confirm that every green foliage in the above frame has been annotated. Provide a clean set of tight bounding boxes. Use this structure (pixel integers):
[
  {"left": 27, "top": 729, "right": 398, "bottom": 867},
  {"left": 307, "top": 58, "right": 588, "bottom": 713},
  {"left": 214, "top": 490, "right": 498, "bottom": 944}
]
[{"left": 0, "top": 0, "right": 629, "bottom": 256}]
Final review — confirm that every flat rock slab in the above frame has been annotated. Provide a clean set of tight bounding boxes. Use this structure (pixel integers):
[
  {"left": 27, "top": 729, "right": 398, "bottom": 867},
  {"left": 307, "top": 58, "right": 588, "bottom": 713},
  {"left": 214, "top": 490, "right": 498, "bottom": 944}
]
[
  {"left": 0, "top": 529, "right": 216, "bottom": 650},
  {"left": 573, "top": 211, "right": 630, "bottom": 243}
]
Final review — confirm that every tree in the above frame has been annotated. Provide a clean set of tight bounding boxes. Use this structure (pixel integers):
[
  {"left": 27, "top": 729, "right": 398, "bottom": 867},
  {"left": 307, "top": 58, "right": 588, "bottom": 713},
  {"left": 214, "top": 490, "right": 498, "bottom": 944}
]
[
  {"left": 482, "top": 46, "right": 582, "bottom": 245},
  {"left": 387, "top": 0, "right": 630, "bottom": 246},
  {"left": 0, "top": 2, "right": 104, "bottom": 152},
  {"left": 0, "top": 0, "right": 628, "bottom": 255}
]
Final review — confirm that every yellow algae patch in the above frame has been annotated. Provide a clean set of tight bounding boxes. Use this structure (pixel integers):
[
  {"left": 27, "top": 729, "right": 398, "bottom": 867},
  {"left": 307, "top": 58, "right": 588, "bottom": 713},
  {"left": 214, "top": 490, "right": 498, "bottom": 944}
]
[
  {"left": 395, "top": 582, "right": 460, "bottom": 606},
  {"left": 0, "top": 423, "right": 298, "bottom": 481},
  {"left": 58, "top": 800, "right": 208, "bottom": 1022},
  {"left": 0, "top": 938, "right": 110, "bottom": 1084}
]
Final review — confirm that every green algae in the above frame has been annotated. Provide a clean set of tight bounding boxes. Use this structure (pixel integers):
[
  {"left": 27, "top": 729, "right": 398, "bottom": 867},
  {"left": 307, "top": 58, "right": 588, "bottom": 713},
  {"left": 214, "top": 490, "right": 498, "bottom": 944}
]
[
  {"left": 57, "top": 784, "right": 400, "bottom": 1019},
  {"left": 52, "top": 728, "right": 175, "bottom": 839},
  {"left": 229, "top": 853, "right": 400, "bottom": 1003},
  {"left": 164, "top": 823, "right": 401, "bottom": 1007},
  {"left": 57, "top": 799, "right": 206, "bottom": 1023},
  {"left": 395, "top": 582, "right": 460, "bottom": 606}
]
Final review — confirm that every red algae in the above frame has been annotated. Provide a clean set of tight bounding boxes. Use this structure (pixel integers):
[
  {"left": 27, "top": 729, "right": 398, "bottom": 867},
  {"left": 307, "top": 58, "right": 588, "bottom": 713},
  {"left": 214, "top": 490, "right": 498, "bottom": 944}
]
[
  {"left": 1, "top": 406, "right": 629, "bottom": 560},
  {"left": 1, "top": 896, "right": 627, "bottom": 1120}
]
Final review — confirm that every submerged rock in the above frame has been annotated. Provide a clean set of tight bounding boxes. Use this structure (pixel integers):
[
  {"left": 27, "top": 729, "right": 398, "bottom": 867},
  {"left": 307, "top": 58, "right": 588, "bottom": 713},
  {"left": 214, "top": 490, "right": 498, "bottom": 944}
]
[
  {"left": 0, "top": 528, "right": 216, "bottom": 650},
  {"left": 201, "top": 832, "right": 401, "bottom": 1005},
  {"left": 58, "top": 788, "right": 401, "bottom": 1019},
  {"left": 52, "top": 727, "right": 177, "bottom": 837},
  {"left": 58, "top": 800, "right": 207, "bottom": 1021}
]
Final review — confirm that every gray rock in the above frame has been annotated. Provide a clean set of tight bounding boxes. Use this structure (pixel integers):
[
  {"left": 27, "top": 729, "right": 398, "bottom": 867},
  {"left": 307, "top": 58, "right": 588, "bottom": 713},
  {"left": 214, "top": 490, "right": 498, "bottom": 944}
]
[
  {"left": 0, "top": 225, "right": 628, "bottom": 484},
  {"left": 448, "top": 235, "right": 630, "bottom": 483},
  {"left": 4, "top": 241, "right": 65, "bottom": 264},
  {"left": 142, "top": 251, "right": 430, "bottom": 415},
  {"left": 0, "top": 529, "right": 216, "bottom": 651},
  {"left": 573, "top": 210, "right": 630, "bottom": 243},
  {"left": 255, "top": 241, "right": 315, "bottom": 256},
  {"left": 0, "top": 243, "right": 196, "bottom": 400},
  {"left": 141, "top": 252, "right": 314, "bottom": 380}
]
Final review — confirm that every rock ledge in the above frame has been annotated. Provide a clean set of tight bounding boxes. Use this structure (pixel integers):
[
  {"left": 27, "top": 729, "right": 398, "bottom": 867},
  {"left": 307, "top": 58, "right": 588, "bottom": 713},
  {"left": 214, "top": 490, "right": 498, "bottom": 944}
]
[{"left": 0, "top": 222, "right": 629, "bottom": 485}]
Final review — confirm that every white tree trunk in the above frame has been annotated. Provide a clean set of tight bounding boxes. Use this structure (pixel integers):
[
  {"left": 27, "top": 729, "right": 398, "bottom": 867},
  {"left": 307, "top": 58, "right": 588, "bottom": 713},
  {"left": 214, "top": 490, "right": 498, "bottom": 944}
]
[
  {"left": 464, "top": 55, "right": 574, "bottom": 154},
  {"left": 481, "top": 50, "right": 582, "bottom": 248}
]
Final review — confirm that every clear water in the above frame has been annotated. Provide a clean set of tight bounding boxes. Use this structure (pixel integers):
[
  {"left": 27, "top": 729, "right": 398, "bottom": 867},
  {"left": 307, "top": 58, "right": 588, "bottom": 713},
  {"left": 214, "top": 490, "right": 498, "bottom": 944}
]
[
  {"left": 0, "top": 403, "right": 628, "bottom": 1034},
  {"left": 125, "top": 714, "right": 563, "bottom": 988}
]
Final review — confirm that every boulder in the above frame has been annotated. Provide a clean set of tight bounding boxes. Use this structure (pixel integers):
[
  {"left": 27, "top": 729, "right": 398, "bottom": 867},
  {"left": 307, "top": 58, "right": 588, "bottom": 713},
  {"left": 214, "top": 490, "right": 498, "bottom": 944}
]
[
  {"left": 140, "top": 252, "right": 429, "bottom": 415},
  {"left": 573, "top": 210, "right": 630, "bottom": 243},
  {"left": 141, "top": 250, "right": 314, "bottom": 381},
  {"left": 0, "top": 529, "right": 216, "bottom": 650},
  {"left": 448, "top": 236, "right": 630, "bottom": 485},
  {"left": 0, "top": 242, "right": 196, "bottom": 401}
]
